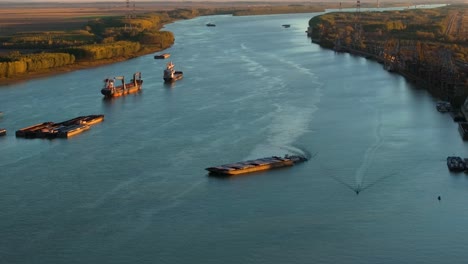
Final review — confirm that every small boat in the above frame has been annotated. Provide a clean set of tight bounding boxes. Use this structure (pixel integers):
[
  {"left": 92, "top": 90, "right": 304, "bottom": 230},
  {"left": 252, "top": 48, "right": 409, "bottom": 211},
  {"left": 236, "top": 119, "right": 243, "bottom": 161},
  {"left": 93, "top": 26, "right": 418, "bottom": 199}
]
[
  {"left": 154, "top": 53, "right": 170, "bottom": 59},
  {"left": 282, "top": 24, "right": 291, "bottom": 28},
  {"left": 206, "top": 23, "right": 216, "bottom": 27},
  {"left": 101, "top": 72, "right": 143, "bottom": 98},
  {"left": 0, "top": 128, "right": 6, "bottom": 136},
  {"left": 447, "top": 156, "right": 466, "bottom": 172},
  {"left": 206, "top": 154, "right": 307, "bottom": 176},
  {"left": 163, "top": 62, "right": 183, "bottom": 83}
]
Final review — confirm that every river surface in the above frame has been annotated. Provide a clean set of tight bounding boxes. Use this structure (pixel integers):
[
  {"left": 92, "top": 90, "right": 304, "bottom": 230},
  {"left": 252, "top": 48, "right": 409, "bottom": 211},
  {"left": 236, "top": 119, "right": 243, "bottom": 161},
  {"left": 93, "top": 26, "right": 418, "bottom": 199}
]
[{"left": 1, "top": 11, "right": 468, "bottom": 264}]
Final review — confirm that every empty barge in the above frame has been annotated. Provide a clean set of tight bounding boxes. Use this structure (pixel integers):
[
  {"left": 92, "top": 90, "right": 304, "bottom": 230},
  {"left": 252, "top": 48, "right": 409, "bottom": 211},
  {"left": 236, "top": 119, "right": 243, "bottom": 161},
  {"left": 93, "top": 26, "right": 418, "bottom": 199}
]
[
  {"left": 154, "top": 53, "right": 170, "bottom": 59},
  {"left": 15, "top": 114, "right": 104, "bottom": 139},
  {"left": 206, "top": 154, "right": 307, "bottom": 176}
]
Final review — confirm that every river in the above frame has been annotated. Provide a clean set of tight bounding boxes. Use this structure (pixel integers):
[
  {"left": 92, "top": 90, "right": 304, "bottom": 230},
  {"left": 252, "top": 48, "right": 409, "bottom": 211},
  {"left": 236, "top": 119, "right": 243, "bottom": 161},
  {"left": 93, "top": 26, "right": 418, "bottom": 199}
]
[{"left": 1, "top": 11, "right": 468, "bottom": 264}]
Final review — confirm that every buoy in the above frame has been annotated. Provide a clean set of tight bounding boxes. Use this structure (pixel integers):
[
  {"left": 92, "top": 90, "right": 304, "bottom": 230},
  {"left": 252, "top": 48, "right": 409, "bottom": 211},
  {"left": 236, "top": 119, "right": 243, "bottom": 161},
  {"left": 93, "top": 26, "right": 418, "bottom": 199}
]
[{"left": 438, "top": 196, "right": 441, "bottom": 201}]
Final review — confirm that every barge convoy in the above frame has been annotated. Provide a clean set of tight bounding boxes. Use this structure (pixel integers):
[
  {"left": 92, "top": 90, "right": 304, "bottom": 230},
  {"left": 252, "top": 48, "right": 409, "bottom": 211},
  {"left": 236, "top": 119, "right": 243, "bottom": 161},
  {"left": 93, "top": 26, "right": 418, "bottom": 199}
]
[
  {"left": 15, "top": 114, "right": 104, "bottom": 139},
  {"left": 163, "top": 62, "right": 183, "bottom": 83},
  {"left": 101, "top": 72, "right": 143, "bottom": 98},
  {"left": 206, "top": 154, "right": 307, "bottom": 176}
]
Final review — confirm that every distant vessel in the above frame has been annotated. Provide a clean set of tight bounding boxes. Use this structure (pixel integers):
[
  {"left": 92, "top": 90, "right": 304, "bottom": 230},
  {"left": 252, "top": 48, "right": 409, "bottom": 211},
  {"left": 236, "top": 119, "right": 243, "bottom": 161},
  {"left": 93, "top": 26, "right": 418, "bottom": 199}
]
[
  {"left": 206, "top": 23, "right": 216, "bottom": 27},
  {"left": 163, "top": 62, "right": 183, "bottom": 83},
  {"left": 206, "top": 154, "right": 307, "bottom": 176},
  {"left": 282, "top": 24, "right": 291, "bottom": 28},
  {"left": 0, "top": 128, "right": 6, "bottom": 136},
  {"left": 154, "top": 53, "right": 170, "bottom": 59},
  {"left": 101, "top": 72, "right": 143, "bottom": 98},
  {"left": 447, "top": 156, "right": 466, "bottom": 172}
]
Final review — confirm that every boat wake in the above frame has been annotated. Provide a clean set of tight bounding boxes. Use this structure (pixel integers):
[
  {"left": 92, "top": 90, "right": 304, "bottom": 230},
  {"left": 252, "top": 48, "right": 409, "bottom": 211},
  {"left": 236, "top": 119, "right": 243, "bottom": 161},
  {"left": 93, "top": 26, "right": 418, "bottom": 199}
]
[{"left": 326, "top": 168, "right": 400, "bottom": 195}]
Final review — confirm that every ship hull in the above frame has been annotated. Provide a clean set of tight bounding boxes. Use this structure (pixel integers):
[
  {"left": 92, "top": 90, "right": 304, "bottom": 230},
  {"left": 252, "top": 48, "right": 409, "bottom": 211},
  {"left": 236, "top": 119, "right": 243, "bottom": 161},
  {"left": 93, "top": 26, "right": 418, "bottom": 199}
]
[
  {"left": 164, "top": 72, "right": 183, "bottom": 83},
  {"left": 101, "top": 80, "right": 143, "bottom": 98}
]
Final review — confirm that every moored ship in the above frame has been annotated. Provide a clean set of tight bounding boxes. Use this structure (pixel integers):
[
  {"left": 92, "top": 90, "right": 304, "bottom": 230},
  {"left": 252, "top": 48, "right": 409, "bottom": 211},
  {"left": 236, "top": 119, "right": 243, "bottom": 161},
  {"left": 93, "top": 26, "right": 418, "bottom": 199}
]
[
  {"left": 101, "top": 72, "right": 143, "bottom": 98},
  {"left": 163, "top": 62, "right": 183, "bottom": 83},
  {"left": 206, "top": 154, "right": 307, "bottom": 176}
]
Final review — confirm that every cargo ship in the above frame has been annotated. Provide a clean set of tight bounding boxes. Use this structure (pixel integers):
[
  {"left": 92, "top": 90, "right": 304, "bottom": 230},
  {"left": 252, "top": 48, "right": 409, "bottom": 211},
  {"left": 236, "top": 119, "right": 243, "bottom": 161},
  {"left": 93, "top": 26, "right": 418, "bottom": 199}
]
[
  {"left": 154, "top": 53, "right": 170, "bottom": 59},
  {"left": 163, "top": 62, "right": 183, "bottom": 83},
  {"left": 101, "top": 72, "right": 143, "bottom": 98},
  {"left": 206, "top": 154, "right": 307, "bottom": 176}
]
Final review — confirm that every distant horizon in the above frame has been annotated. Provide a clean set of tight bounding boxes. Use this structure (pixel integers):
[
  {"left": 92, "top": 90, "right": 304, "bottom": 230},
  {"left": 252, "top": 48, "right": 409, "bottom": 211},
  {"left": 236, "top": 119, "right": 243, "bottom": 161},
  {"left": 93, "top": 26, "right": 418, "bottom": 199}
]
[{"left": 1, "top": 0, "right": 457, "bottom": 2}]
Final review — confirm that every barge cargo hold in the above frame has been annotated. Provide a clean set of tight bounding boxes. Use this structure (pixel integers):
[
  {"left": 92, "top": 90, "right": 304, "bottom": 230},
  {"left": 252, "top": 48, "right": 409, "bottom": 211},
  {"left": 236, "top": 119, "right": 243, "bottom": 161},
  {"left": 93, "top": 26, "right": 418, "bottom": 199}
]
[
  {"left": 206, "top": 154, "right": 307, "bottom": 176},
  {"left": 15, "top": 115, "right": 104, "bottom": 139},
  {"left": 101, "top": 72, "right": 143, "bottom": 98}
]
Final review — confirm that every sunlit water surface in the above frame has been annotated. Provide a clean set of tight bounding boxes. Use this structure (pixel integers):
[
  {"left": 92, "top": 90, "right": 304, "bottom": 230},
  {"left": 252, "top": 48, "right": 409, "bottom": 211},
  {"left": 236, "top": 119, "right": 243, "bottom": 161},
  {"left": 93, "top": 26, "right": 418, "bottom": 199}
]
[{"left": 1, "top": 10, "right": 467, "bottom": 264}]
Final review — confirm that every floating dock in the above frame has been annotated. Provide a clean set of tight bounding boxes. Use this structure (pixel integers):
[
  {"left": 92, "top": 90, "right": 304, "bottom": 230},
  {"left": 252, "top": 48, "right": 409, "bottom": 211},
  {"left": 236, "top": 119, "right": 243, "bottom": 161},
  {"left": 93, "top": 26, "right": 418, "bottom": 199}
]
[
  {"left": 15, "top": 115, "right": 104, "bottom": 139},
  {"left": 206, "top": 154, "right": 307, "bottom": 176}
]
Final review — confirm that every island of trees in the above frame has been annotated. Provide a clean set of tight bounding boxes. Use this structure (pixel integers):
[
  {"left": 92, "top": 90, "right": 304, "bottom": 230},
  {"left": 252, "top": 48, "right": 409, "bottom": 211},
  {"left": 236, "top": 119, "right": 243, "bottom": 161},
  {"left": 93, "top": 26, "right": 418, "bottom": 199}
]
[{"left": 308, "top": 4, "right": 468, "bottom": 106}]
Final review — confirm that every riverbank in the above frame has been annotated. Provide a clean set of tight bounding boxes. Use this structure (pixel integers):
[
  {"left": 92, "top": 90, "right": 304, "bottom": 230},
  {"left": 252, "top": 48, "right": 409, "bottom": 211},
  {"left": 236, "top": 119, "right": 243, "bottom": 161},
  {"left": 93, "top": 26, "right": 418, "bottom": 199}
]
[{"left": 0, "top": 46, "right": 161, "bottom": 87}]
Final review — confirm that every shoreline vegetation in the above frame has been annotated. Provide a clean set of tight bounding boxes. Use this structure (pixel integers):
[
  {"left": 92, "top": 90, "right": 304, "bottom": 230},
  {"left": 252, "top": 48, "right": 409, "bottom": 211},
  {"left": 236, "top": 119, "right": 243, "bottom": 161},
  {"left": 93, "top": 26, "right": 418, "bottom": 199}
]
[
  {"left": 307, "top": 3, "right": 467, "bottom": 106},
  {"left": 0, "top": 1, "right": 329, "bottom": 86},
  {"left": 0, "top": 0, "right": 466, "bottom": 96}
]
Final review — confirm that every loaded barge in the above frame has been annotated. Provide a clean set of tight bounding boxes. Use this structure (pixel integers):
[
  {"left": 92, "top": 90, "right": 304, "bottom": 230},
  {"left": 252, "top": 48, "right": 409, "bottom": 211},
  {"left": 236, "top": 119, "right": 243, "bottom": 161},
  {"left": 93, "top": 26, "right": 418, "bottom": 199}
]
[
  {"left": 16, "top": 114, "right": 104, "bottom": 139},
  {"left": 206, "top": 154, "right": 307, "bottom": 176}
]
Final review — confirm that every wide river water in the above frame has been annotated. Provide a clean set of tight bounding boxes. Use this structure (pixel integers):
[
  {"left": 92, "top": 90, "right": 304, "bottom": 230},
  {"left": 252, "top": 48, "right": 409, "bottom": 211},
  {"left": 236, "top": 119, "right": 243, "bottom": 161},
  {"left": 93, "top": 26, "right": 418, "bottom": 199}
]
[{"left": 1, "top": 11, "right": 468, "bottom": 264}]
